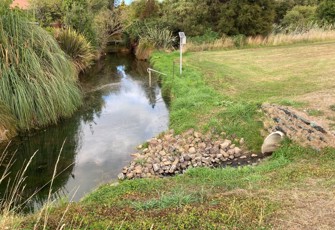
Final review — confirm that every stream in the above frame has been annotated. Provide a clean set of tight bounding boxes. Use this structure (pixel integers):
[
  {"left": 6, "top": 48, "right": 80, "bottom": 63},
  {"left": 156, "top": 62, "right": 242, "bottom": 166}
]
[{"left": 0, "top": 54, "right": 169, "bottom": 212}]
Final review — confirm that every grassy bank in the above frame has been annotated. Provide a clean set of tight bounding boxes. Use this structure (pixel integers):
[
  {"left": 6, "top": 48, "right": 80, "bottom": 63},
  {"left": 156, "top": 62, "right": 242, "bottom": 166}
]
[
  {"left": 14, "top": 42, "right": 335, "bottom": 229},
  {"left": 18, "top": 143, "right": 335, "bottom": 229}
]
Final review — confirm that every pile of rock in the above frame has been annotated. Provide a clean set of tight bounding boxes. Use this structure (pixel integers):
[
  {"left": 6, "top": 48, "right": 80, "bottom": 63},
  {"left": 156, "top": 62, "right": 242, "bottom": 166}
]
[
  {"left": 262, "top": 104, "right": 335, "bottom": 149},
  {"left": 119, "top": 129, "right": 260, "bottom": 180}
]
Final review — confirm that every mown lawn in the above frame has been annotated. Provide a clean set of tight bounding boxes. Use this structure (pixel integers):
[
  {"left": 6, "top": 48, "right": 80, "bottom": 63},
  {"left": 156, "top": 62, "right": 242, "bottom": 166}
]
[
  {"left": 186, "top": 42, "right": 335, "bottom": 102},
  {"left": 21, "top": 42, "right": 335, "bottom": 229}
]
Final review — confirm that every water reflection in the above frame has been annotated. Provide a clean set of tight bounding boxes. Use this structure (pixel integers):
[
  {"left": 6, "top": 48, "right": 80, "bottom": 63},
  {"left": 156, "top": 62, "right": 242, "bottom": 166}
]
[{"left": 0, "top": 54, "right": 169, "bottom": 211}]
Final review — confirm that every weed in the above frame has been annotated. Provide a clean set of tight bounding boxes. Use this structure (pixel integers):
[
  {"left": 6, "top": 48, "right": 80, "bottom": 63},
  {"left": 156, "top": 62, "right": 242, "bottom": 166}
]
[
  {"left": 134, "top": 158, "right": 147, "bottom": 166},
  {"left": 329, "top": 104, "right": 335, "bottom": 111},
  {"left": 277, "top": 99, "right": 306, "bottom": 108},
  {"left": 307, "top": 109, "right": 324, "bottom": 116},
  {"left": 131, "top": 188, "right": 204, "bottom": 210}
]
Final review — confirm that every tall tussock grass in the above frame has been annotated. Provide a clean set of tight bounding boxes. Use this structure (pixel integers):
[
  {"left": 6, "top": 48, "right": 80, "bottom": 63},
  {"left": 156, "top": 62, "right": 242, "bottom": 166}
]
[
  {"left": 54, "top": 28, "right": 95, "bottom": 72},
  {"left": 0, "top": 10, "right": 82, "bottom": 131},
  {"left": 187, "top": 25, "right": 335, "bottom": 52}
]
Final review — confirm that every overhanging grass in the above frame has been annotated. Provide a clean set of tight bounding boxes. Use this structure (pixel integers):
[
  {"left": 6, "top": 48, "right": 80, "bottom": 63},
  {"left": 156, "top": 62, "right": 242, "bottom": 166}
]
[{"left": 0, "top": 10, "right": 82, "bottom": 131}]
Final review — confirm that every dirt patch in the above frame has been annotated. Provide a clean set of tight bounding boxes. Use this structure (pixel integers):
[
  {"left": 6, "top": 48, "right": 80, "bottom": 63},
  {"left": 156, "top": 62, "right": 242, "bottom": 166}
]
[{"left": 271, "top": 187, "right": 335, "bottom": 230}]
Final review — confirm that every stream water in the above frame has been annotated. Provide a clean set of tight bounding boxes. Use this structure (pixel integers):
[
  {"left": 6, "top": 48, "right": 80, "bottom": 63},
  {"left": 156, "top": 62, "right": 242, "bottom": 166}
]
[{"left": 0, "top": 54, "right": 169, "bottom": 212}]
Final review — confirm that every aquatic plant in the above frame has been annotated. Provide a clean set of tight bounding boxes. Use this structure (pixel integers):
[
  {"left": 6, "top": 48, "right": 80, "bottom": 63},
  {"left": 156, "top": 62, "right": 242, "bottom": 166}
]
[
  {"left": 0, "top": 9, "right": 82, "bottom": 131},
  {"left": 54, "top": 28, "right": 95, "bottom": 72}
]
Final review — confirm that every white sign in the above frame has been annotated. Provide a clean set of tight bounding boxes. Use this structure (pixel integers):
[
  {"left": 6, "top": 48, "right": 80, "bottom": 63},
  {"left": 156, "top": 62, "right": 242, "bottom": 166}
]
[{"left": 178, "top": 32, "right": 186, "bottom": 75}]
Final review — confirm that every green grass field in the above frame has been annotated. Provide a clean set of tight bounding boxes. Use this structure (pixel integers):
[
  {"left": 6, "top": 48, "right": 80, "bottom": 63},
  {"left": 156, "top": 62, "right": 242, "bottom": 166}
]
[
  {"left": 18, "top": 42, "right": 335, "bottom": 229},
  {"left": 186, "top": 42, "right": 335, "bottom": 102}
]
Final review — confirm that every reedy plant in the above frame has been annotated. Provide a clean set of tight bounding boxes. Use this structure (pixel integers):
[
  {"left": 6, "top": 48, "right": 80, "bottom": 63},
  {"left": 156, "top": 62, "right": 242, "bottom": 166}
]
[
  {"left": 139, "top": 24, "right": 176, "bottom": 50},
  {"left": 0, "top": 9, "right": 82, "bottom": 131},
  {"left": 54, "top": 28, "right": 95, "bottom": 72}
]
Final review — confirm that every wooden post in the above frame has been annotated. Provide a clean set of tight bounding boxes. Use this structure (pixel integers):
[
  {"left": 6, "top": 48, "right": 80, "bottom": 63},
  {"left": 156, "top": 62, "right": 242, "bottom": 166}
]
[{"left": 149, "top": 69, "right": 152, "bottom": 87}]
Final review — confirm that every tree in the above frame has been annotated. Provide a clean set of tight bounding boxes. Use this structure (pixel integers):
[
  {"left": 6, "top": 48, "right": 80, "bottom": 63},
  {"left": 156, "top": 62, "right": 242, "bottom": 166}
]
[
  {"left": 282, "top": 5, "right": 317, "bottom": 28},
  {"left": 274, "top": 0, "right": 295, "bottom": 24},
  {"left": 316, "top": 0, "right": 335, "bottom": 24},
  {"left": 219, "top": 0, "right": 276, "bottom": 36},
  {"left": 159, "top": 0, "right": 222, "bottom": 36},
  {"left": 30, "top": 0, "right": 63, "bottom": 27}
]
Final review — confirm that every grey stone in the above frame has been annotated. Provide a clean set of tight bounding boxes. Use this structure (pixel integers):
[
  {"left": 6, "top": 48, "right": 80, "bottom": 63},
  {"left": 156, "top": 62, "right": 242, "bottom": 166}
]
[
  {"left": 117, "top": 173, "right": 125, "bottom": 180},
  {"left": 239, "top": 138, "right": 245, "bottom": 145},
  {"left": 134, "top": 166, "right": 142, "bottom": 174},
  {"left": 228, "top": 149, "right": 235, "bottom": 155},
  {"left": 234, "top": 147, "right": 242, "bottom": 155},
  {"left": 126, "top": 172, "right": 134, "bottom": 179},
  {"left": 188, "top": 147, "right": 196, "bottom": 154},
  {"left": 169, "top": 164, "right": 177, "bottom": 173},
  {"left": 153, "top": 164, "right": 160, "bottom": 172},
  {"left": 222, "top": 151, "right": 229, "bottom": 158},
  {"left": 179, "top": 156, "right": 185, "bottom": 163},
  {"left": 220, "top": 140, "right": 231, "bottom": 150}
]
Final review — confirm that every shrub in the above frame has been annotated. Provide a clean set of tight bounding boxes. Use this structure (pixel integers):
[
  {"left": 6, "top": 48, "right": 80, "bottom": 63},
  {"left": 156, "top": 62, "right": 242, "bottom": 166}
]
[
  {"left": 29, "top": 0, "right": 63, "bottom": 27},
  {"left": 135, "top": 38, "right": 154, "bottom": 60},
  {"left": 317, "top": 0, "right": 335, "bottom": 24},
  {"left": 282, "top": 5, "right": 317, "bottom": 28},
  {"left": 130, "top": 22, "right": 175, "bottom": 59},
  {"left": 54, "top": 28, "right": 95, "bottom": 72},
  {"left": 0, "top": 10, "right": 82, "bottom": 130},
  {"left": 188, "top": 29, "right": 220, "bottom": 44},
  {"left": 140, "top": 25, "right": 175, "bottom": 50}
]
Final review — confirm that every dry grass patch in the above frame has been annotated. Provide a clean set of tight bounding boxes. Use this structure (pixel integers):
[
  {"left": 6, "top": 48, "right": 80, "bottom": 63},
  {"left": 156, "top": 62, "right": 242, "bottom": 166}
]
[
  {"left": 186, "top": 29, "right": 335, "bottom": 52},
  {"left": 271, "top": 188, "right": 335, "bottom": 230}
]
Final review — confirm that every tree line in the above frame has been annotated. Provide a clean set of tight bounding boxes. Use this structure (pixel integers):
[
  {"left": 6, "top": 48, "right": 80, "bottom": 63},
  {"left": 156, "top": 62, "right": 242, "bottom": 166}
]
[{"left": 126, "top": 0, "right": 335, "bottom": 37}]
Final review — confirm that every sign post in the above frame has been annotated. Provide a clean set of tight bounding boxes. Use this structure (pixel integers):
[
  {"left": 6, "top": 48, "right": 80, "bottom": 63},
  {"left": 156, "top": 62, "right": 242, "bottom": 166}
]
[{"left": 178, "top": 32, "right": 186, "bottom": 75}]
